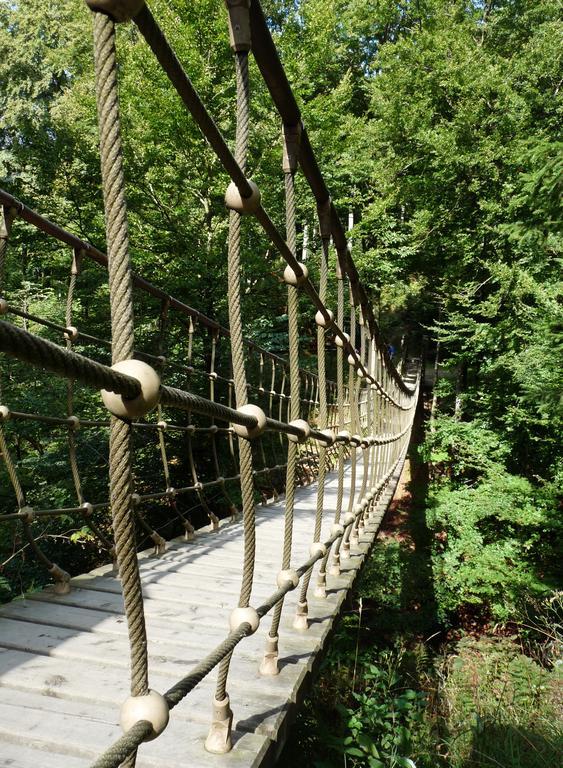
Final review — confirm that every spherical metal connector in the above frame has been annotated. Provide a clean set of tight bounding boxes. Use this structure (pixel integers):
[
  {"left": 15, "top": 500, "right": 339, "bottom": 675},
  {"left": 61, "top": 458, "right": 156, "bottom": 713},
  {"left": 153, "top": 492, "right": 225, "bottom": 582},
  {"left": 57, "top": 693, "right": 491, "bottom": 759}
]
[
  {"left": 157, "top": 420, "right": 167, "bottom": 431},
  {"left": 225, "top": 179, "right": 261, "bottom": 215},
  {"left": 229, "top": 606, "right": 260, "bottom": 634},
  {"left": 0, "top": 405, "right": 10, "bottom": 421},
  {"left": 361, "top": 498, "right": 369, "bottom": 511},
  {"left": 64, "top": 325, "right": 79, "bottom": 342},
  {"left": 337, "top": 429, "right": 351, "bottom": 443},
  {"left": 315, "top": 309, "right": 334, "bottom": 328},
  {"left": 287, "top": 418, "right": 311, "bottom": 443},
  {"left": 232, "top": 404, "right": 267, "bottom": 440},
  {"left": 354, "top": 504, "right": 364, "bottom": 516},
  {"left": 347, "top": 353, "right": 357, "bottom": 366},
  {"left": 81, "top": 502, "right": 94, "bottom": 518},
  {"left": 283, "top": 263, "right": 309, "bottom": 286},
  {"left": 309, "top": 542, "right": 327, "bottom": 559},
  {"left": 276, "top": 569, "right": 299, "bottom": 590},
  {"left": 19, "top": 506, "right": 35, "bottom": 523},
  {"left": 331, "top": 523, "right": 345, "bottom": 538},
  {"left": 166, "top": 487, "right": 176, "bottom": 498},
  {"left": 84, "top": 0, "right": 146, "bottom": 22},
  {"left": 335, "top": 332, "right": 350, "bottom": 348},
  {"left": 131, "top": 493, "right": 141, "bottom": 507},
  {"left": 342, "top": 512, "right": 355, "bottom": 526},
  {"left": 360, "top": 438, "right": 370, "bottom": 449},
  {"left": 100, "top": 360, "right": 160, "bottom": 421},
  {"left": 366, "top": 491, "right": 374, "bottom": 502},
  {"left": 120, "top": 690, "right": 169, "bottom": 741},
  {"left": 317, "top": 429, "right": 335, "bottom": 446},
  {"left": 67, "top": 415, "right": 80, "bottom": 431},
  {"left": 0, "top": 298, "right": 9, "bottom": 315},
  {"left": 350, "top": 434, "right": 362, "bottom": 447}
]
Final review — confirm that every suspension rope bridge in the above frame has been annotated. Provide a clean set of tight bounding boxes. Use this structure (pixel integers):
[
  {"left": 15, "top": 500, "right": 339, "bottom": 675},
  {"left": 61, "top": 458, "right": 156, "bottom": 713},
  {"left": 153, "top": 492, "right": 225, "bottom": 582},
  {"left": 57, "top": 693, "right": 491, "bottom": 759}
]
[{"left": 0, "top": 2, "right": 421, "bottom": 766}]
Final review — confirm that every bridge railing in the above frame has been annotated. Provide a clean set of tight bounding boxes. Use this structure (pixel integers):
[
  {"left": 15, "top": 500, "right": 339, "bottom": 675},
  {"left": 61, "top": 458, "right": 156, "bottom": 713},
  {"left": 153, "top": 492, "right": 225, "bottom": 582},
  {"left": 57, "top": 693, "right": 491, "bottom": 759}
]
[{"left": 0, "top": 2, "right": 421, "bottom": 766}]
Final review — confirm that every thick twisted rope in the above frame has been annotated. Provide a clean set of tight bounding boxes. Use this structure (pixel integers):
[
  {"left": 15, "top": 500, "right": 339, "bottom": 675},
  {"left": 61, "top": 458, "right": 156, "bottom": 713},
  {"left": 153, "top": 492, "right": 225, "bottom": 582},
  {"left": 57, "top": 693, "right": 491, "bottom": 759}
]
[
  {"left": 92, "top": 10, "right": 148, "bottom": 718},
  {"left": 268, "top": 164, "right": 299, "bottom": 644},
  {"left": 215, "top": 48, "right": 255, "bottom": 704},
  {"left": 299, "top": 225, "right": 329, "bottom": 607},
  {"left": 327, "top": 268, "right": 346, "bottom": 573}
]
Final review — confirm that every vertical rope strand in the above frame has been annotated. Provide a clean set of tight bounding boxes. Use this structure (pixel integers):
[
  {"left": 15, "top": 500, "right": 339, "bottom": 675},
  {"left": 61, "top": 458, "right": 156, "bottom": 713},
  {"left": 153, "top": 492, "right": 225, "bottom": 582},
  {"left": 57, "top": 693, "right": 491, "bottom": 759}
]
[
  {"left": 91, "top": 13, "right": 148, "bottom": 713},
  {"left": 214, "top": 48, "right": 254, "bottom": 706}
]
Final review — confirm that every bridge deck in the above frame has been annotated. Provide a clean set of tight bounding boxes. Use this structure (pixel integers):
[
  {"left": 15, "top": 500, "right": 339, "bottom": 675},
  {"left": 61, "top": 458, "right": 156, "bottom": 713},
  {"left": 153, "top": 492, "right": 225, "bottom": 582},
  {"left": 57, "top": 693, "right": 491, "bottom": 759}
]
[{"left": 0, "top": 458, "right": 405, "bottom": 768}]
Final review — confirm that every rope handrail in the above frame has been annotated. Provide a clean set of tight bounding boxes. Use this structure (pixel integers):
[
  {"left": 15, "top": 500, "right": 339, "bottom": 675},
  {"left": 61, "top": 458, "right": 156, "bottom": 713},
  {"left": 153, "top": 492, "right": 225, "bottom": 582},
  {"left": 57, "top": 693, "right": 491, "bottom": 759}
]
[
  {"left": 0, "top": 187, "right": 319, "bottom": 376},
  {"left": 131, "top": 5, "right": 409, "bottom": 407},
  {"left": 0, "top": 2, "right": 422, "bottom": 766},
  {"left": 248, "top": 0, "right": 415, "bottom": 398}
]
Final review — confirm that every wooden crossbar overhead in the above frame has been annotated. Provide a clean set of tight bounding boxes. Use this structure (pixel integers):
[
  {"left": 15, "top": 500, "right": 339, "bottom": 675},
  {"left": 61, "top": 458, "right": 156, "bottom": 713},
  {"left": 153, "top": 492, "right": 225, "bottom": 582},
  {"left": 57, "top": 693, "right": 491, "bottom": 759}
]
[{"left": 0, "top": 2, "right": 421, "bottom": 766}]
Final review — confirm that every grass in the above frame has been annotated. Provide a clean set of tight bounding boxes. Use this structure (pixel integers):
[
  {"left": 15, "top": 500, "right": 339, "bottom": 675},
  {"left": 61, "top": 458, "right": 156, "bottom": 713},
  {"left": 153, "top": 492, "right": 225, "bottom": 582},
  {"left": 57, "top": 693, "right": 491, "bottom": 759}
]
[{"left": 277, "top": 400, "right": 562, "bottom": 767}]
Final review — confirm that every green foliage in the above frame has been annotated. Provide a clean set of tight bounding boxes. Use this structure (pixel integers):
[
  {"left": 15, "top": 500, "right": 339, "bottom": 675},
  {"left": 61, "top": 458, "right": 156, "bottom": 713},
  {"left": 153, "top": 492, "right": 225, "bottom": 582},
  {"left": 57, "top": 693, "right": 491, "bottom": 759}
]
[
  {"left": 424, "top": 417, "right": 561, "bottom": 623},
  {"left": 439, "top": 635, "right": 562, "bottom": 767}
]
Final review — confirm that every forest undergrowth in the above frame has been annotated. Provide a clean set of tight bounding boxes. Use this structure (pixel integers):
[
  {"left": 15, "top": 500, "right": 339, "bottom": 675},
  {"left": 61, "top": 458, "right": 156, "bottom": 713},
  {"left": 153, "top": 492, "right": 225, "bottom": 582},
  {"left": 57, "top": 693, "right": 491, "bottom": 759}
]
[{"left": 278, "top": 393, "right": 562, "bottom": 768}]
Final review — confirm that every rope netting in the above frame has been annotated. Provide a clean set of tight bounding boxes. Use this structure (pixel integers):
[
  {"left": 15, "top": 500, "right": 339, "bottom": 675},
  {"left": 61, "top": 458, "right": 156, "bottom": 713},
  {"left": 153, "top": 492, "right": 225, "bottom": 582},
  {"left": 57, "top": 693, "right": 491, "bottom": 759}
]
[{"left": 0, "top": 2, "right": 421, "bottom": 766}]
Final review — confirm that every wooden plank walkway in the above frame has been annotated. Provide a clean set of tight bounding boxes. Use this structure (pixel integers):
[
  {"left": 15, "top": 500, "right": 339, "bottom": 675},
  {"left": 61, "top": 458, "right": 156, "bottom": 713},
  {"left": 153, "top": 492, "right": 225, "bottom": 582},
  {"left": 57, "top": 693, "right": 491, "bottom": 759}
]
[{"left": 0, "top": 456, "right": 406, "bottom": 768}]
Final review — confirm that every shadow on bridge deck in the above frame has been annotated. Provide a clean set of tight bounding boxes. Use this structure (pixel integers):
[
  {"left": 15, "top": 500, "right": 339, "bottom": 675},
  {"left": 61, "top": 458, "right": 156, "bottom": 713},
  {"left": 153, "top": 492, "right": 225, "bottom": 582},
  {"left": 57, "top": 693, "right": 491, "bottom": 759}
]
[{"left": 0, "top": 458, "right": 405, "bottom": 768}]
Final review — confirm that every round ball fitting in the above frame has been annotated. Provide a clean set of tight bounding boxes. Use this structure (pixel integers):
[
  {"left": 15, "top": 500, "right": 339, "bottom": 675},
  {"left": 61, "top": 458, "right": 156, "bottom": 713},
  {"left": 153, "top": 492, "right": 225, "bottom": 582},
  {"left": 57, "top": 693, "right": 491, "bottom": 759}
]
[
  {"left": 67, "top": 415, "right": 80, "bottom": 431},
  {"left": 337, "top": 429, "right": 351, "bottom": 443},
  {"left": 287, "top": 418, "right": 311, "bottom": 443},
  {"left": 166, "top": 487, "right": 176, "bottom": 498},
  {"left": 229, "top": 606, "right": 260, "bottom": 634},
  {"left": 19, "top": 506, "right": 35, "bottom": 523},
  {"left": 366, "top": 491, "right": 374, "bottom": 502},
  {"left": 350, "top": 434, "right": 362, "bottom": 447},
  {"left": 277, "top": 569, "right": 299, "bottom": 590},
  {"left": 120, "top": 690, "right": 169, "bottom": 741},
  {"left": 0, "top": 405, "right": 10, "bottom": 421},
  {"left": 361, "top": 498, "right": 369, "bottom": 511},
  {"left": 81, "top": 502, "right": 94, "bottom": 518},
  {"left": 232, "top": 404, "right": 267, "bottom": 440},
  {"left": 371, "top": 383, "right": 378, "bottom": 392},
  {"left": 157, "top": 420, "right": 167, "bottom": 430},
  {"left": 85, "top": 1, "right": 148, "bottom": 23},
  {"left": 335, "top": 332, "right": 350, "bottom": 348},
  {"left": 347, "top": 354, "right": 357, "bottom": 366},
  {"left": 283, "top": 263, "right": 309, "bottom": 286},
  {"left": 225, "top": 179, "right": 261, "bottom": 215},
  {"left": 317, "top": 429, "right": 335, "bottom": 446},
  {"left": 64, "top": 325, "right": 79, "bottom": 342},
  {"left": 331, "top": 523, "right": 345, "bottom": 538},
  {"left": 342, "top": 512, "right": 355, "bottom": 526},
  {"left": 0, "top": 298, "right": 9, "bottom": 315},
  {"left": 131, "top": 493, "right": 141, "bottom": 507},
  {"left": 309, "top": 541, "right": 326, "bottom": 559},
  {"left": 100, "top": 360, "right": 160, "bottom": 421},
  {"left": 315, "top": 309, "right": 334, "bottom": 328},
  {"left": 360, "top": 438, "right": 370, "bottom": 449},
  {"left": 353, "top": 504, "right": 363, "bottom": 516}
]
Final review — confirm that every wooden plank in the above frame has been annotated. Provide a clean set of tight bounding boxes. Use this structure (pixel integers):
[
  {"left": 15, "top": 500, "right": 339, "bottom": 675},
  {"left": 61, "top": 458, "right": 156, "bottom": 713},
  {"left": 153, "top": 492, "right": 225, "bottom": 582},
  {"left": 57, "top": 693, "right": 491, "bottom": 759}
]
[
  {"left": 0, "top": 456, "right": 401, "bottom": 768},
  {"left": 0, "top": 690, "right": 270, "bottom": 768}
]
